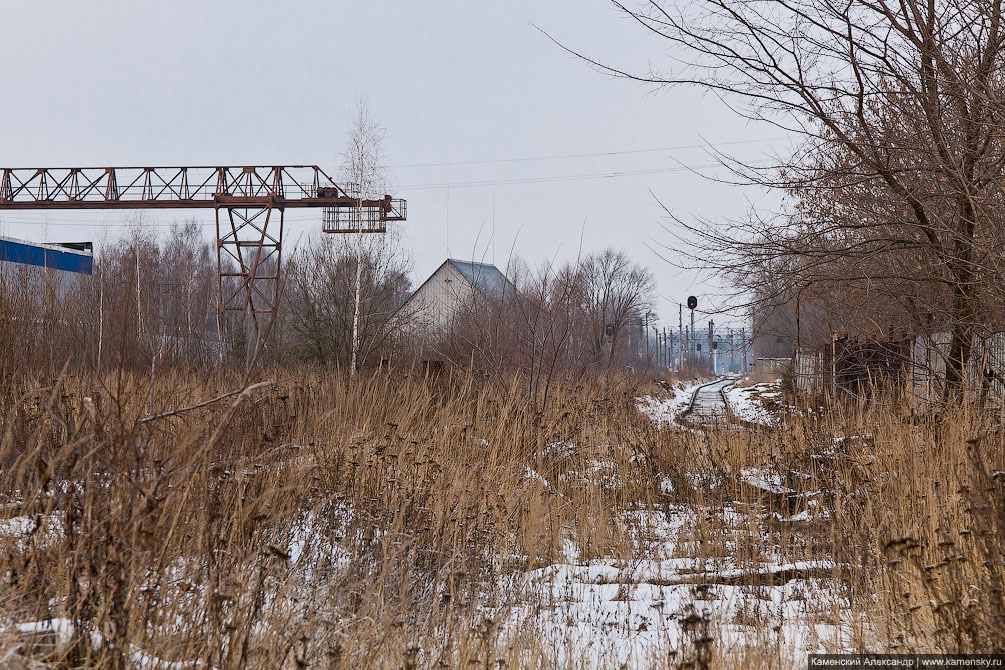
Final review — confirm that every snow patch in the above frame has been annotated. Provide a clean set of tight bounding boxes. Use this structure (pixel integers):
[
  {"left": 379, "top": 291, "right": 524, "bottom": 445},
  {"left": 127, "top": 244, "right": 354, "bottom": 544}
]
[
  {"left": 726, "top": 382, "right": 781, "bottom": 426},
  {"left": 740, "top": 468, "right": 796, "bottom": 495},
  {"left": 502, "top": 509, "right": 853, "bottom": 668},
  {"left": 637, "top": 380, "right": 707, "bottom": 429}
]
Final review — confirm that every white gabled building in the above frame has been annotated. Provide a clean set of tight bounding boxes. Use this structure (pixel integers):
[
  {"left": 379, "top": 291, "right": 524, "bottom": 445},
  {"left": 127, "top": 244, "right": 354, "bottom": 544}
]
[{"left": 395, "top": 258, "right": 514, "bottom": 338}]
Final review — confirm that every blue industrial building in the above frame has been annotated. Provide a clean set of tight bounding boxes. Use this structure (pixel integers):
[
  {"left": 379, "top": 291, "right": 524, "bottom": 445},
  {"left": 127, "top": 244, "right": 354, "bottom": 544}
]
[{"left": 0, "top": 235, "right": 92, "bottom": 276}]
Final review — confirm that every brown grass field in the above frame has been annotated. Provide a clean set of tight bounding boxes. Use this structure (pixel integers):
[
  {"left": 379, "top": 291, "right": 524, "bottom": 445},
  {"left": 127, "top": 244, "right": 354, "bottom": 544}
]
[{"left": 0, "top": 366, "right": 1002, "bottom": 669}]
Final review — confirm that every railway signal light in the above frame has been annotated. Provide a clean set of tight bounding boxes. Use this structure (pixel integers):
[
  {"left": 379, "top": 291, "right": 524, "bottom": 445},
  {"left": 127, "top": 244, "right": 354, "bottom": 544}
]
[{"left": 687, "top": 295, "right": 698, "bottom": 310}]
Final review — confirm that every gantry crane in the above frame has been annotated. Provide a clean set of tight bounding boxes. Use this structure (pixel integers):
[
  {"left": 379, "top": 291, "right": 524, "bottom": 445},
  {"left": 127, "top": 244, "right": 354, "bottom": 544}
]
[{"left": 0, "top": 165, "right": 406, "bottom": 347}]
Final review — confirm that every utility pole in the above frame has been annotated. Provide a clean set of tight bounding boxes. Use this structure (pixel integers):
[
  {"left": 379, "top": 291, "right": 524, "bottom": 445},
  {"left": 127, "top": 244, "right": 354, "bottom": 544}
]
[
  {"left": 708, "top": 319, "right": 714, "bottom": 374},
  {"left": 741, "top": 327, "right": 748, "bottom": 373},
  {"left": 684, "top": 326, "right": 689, "bottom": 368},
  {"left": 657, "top": 327, "right": 662, "bottom": 368},
  {"left": 654, "top": 326, "right": 661, "bottom": 368},
  {"left": 729, "top": 329, "right": 735, "bottom": 374},
  {"left": 664, "top": 327, "right": 668, "bottom": 371},
  {"left": 656, "top": 327, "right": 661, "bottom": 368},
  {"left": 690, "top": 308, "right": 696, "bottom": 367},
  {"left": 679, "top": 304, "right": 683, "bottom": 372},
  {"left": 652, "top": 327, "right": 657, "bottom": 367},
  {"left": 650, "top": 324, "right": 656, "bottom": 367},
  {"left": 644, "top": 312, "right": 650, "bottom": 366}
]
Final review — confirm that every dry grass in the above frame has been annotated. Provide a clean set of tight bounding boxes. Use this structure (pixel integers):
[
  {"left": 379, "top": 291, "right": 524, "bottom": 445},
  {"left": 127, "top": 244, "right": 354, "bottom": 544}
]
[
  {"left": 0, "top": 367, "right": 663, "bottom": 668},
  {"left": 0, "top": 366, "right": 1001, "bottom": 669},
  {"left": 676, "top": 387, "right": 1005, "bottom": 662}
]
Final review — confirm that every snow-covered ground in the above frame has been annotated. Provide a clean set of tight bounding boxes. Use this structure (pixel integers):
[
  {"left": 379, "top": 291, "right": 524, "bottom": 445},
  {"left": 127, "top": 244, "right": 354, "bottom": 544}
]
[
  {"left": 640, "top": 377, "right": 787, "bottom": 429},
  {"left": 504, "top": 507, "right": 854, "bottom": 668},
  {"left": 636, "top": 379, "right": 707, "bottom": 429},
  {"left": 726, "top": 380, "right": 783, "bottom": 426},
  {"left": 514, "top": 378, "right": 851, "bottom": 667},
  {"left": 0, "top": 512, "right": 63, "bottom": 552},
  {"left": 7, "top": 618, "right": 195, "bottom": 670}
]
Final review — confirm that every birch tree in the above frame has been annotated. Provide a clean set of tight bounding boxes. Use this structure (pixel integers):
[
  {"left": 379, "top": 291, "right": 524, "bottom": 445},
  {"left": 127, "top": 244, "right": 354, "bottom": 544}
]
[
  {"left": 285, "top": 231, "right": 412, "bottom": 366},
  {"left": 342, "top": 98, "right": 388, "bottom": 374}
]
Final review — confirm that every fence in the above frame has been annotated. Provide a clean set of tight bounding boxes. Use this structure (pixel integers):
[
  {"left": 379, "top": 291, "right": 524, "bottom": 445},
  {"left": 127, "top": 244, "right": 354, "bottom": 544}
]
[{"left": 795, "top": 332, "right": 1005, "bottom": 407}]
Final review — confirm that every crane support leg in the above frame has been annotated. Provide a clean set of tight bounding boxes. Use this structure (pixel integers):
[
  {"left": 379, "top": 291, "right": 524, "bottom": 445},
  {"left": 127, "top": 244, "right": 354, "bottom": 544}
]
[{"left": 216, "top": 205, "right": 284, "bottom": 359}]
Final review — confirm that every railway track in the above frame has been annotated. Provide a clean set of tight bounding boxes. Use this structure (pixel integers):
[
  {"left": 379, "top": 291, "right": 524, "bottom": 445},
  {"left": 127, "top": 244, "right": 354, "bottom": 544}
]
[{"left": 680, "top": 377, "right": 736, "bottom": 427}]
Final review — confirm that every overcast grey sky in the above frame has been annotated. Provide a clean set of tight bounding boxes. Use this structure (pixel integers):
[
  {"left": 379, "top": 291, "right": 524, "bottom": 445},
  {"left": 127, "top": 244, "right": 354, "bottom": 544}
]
[{"left": 0, "top": 1, "right": 787, "bottom": 330}]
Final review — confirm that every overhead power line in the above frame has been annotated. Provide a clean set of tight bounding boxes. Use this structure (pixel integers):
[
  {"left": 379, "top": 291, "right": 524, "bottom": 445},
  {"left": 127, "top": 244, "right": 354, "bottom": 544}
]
[
  {"left": 396, "top": 159, "right": 773, "bottom": 191},
  {"left": 388, "top": 136, "right": 791, "bottom": 168},
  {"left": 0, "top": 153, "right": 777, "bottom": 227}
]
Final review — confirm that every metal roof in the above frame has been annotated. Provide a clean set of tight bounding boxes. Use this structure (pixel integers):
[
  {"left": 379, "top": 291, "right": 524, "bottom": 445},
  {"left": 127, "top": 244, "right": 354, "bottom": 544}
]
[
  {"left": 446, "top": 259, "right": 513, "bottom": 298},
  {"left": 393, "top": 258, "right": 516, "bottom": 319}
]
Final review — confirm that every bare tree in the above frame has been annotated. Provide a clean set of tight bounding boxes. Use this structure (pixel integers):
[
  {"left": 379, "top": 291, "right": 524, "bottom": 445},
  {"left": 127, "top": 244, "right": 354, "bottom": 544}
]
[
  {"left": 341, "top": 97, "right": 388, "bottom": 374},
  {"left": 0, "top": 220, "right": 227, "bottom": 377},
  {"left": 581, "top": 248, "right": 655, "bottom": 365},
  {"left": 285, "top": 231, "right": 412, "bottom": 367},
  {"left": 95, "top": 221, "right": 224, "bottom": 368},
  {"left": 438, "top": 248, "right": 655, "bottom": 408},
  {"left": 574, "top": 0, "right": 1005, "bottom": 398}
]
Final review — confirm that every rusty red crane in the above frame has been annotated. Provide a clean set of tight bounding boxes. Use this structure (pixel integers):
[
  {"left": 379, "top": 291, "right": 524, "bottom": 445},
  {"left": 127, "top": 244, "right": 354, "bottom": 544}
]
[{"left": 0, "top": 165, "right": 406, "bottom": 346}]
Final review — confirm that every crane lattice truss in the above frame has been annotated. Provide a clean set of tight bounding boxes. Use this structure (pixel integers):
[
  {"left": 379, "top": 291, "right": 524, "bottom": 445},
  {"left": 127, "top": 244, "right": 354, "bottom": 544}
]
[{"left": 0, "top": 165, "right": 405, "bottom": 339}]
